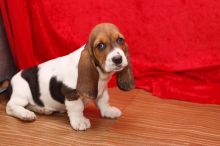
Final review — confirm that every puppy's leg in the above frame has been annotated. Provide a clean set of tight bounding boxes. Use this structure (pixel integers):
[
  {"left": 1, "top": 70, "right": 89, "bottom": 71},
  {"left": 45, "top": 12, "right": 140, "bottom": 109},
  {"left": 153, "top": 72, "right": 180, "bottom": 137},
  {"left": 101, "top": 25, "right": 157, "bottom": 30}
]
[
  {"left": 96, "top": 89, "right": 122, "bottom": 118},
  {"left": 26, "top": 105, "right": 53, "bottom": 115},
  {"left": 6, "top": 97, "right": 37, "bottom": 121},
  {"left": 65, "top": 98, "right": 91, "bottom": 131}
]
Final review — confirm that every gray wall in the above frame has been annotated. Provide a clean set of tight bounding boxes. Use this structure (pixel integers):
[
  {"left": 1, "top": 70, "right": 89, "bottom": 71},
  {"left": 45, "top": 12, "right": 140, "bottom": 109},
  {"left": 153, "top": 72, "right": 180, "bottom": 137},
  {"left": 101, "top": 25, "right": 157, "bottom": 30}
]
[{"left": 0, "top": 12, "right": 16, "bottom": 82}]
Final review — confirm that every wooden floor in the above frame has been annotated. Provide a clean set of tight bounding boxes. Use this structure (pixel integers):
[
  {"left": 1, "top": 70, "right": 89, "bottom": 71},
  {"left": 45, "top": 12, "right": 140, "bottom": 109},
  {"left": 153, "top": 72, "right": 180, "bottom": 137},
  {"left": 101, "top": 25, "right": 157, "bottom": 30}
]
[{"left": 0, "top": 88, "right": 220, "bottom": 146}]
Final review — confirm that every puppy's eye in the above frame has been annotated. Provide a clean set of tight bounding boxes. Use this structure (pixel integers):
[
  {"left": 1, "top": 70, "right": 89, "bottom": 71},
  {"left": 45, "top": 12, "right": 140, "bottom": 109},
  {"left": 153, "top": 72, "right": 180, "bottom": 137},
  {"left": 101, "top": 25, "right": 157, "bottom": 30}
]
[
  {"left": 97, "top": 43, "right": 105, "bottom": 50},
  {"left": 116, "top": 37, "right": 124, "bottom": 45}
]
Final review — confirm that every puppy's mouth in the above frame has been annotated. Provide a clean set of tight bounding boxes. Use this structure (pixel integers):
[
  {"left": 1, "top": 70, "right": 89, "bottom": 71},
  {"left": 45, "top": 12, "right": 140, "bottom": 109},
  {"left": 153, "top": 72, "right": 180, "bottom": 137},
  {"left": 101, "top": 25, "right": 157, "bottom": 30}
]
[{"left": 114, "top": 65, "right": 124, "bottom": 72}]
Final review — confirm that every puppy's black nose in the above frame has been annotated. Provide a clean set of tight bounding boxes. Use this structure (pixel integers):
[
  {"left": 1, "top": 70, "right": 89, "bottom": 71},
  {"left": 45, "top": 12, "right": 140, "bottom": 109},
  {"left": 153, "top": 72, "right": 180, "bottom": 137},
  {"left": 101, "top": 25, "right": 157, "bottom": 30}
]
[{"left": 112, "top": 55, "right": 122, "bottom": 65}]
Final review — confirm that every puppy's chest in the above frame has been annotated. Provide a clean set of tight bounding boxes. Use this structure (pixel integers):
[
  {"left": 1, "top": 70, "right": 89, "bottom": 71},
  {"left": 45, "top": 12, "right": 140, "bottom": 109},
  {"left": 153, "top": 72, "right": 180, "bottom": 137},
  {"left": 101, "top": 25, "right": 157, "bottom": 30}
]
[
  {"left": 97, "top": 74, "right": 112, "bottom": 97},
  {"left": 97, "top": 70, "right": 113, "bottom": 97},
  {"left": 97, "top": 79, "right": 108, "bottom": 97}
]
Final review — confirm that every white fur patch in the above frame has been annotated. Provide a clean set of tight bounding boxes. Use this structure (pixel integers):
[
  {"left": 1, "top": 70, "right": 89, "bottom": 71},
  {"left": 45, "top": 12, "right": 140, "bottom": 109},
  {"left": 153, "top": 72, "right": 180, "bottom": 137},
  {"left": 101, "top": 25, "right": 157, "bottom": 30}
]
[
  {"left": 104, "top": 48, "right": 128, "bottom": 72},
  {"left": 6, "top": 98, "right": 37, "bottom": 121}
]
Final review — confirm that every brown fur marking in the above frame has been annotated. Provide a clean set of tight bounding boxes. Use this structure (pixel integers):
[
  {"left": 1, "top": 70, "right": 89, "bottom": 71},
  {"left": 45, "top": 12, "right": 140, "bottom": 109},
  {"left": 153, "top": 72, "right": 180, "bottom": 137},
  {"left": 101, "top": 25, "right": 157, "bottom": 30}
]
[{"left": 76, "top": 46, "right": 99, "bottom": 99}]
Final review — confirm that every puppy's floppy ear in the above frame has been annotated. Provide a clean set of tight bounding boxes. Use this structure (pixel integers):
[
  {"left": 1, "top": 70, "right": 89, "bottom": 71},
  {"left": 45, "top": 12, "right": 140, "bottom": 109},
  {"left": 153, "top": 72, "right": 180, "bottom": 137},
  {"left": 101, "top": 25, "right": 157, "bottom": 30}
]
[
  {"left": 116, "top": 44, "right": 135, "bottom": 91},
  {"left": 76, "top": 45, "right": 99, "bottom": 99}
]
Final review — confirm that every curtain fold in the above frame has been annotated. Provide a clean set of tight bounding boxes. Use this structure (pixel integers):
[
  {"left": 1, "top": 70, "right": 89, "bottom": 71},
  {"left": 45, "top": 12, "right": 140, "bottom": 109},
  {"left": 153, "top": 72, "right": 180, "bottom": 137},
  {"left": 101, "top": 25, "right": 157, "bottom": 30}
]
[{"left": 1, "top": 0, "right": 220, "bottom": 104}]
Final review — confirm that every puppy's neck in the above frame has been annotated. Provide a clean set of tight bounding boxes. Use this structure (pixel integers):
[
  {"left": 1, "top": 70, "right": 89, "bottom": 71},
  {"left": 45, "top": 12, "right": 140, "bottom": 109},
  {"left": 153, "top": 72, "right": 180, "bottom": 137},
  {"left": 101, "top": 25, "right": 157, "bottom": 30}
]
[{"left": 97, "top": 67, "right": 114, "bottom": 81}]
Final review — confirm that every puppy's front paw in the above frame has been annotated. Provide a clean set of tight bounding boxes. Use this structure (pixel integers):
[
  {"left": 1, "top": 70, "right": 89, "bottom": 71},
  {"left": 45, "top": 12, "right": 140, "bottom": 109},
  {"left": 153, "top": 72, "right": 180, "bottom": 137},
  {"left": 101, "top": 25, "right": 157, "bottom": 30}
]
[
  {"left": 70, "top": 116, "right": 91, "bottom": 131},
  {"left": 21, "top": 111, "right": 37, "bottom": 121},
  {"left": 101, "top": 106, "right": 122, "bottom": 119}
]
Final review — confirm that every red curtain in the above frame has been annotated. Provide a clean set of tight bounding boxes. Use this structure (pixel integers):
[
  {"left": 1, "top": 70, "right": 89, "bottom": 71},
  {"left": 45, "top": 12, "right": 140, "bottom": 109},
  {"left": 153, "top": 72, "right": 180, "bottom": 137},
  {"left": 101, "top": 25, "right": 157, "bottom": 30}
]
[{"left": 1, "top": 0, "right": 220, "bottom": 104}]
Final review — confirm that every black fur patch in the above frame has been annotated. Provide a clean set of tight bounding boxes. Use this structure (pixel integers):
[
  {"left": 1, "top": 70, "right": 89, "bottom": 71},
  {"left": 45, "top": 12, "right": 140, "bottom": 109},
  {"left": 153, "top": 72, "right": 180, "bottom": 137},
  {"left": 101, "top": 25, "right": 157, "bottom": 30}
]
[
  {"left": 21, "top": 66, "right": 44, "bottom": 106},
  {"left": 49, "top": 77, "right": 79, "bottom": 104}
]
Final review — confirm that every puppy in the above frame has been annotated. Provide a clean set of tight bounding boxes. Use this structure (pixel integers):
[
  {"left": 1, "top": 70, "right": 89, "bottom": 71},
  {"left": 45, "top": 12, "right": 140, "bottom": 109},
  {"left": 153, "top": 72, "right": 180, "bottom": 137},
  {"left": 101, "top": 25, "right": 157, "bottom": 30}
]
[{"left": 6, "top": 23, "right": 135, "bottom": 131}]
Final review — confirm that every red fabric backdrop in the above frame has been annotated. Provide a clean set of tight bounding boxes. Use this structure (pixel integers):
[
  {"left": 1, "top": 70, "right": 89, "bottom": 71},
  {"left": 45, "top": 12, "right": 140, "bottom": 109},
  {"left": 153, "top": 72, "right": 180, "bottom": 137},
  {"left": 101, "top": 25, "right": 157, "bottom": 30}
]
[{"left": 1, "top": 0, "right": 220, "bottom": 104}]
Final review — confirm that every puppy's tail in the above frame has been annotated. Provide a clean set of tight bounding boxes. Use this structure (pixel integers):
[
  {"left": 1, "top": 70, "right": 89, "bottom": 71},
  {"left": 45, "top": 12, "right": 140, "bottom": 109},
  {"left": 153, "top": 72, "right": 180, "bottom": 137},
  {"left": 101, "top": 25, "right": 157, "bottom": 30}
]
[{"left": 0, "top": 80, "right": 11, "bottom": 96}]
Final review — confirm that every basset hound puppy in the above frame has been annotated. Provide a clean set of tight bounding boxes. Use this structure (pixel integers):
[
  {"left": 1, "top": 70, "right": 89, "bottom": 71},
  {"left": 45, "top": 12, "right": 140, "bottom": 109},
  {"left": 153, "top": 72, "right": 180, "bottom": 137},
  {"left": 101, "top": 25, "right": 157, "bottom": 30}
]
[{"left": 6, "top": 23, "right": 135, "bottom": 131}]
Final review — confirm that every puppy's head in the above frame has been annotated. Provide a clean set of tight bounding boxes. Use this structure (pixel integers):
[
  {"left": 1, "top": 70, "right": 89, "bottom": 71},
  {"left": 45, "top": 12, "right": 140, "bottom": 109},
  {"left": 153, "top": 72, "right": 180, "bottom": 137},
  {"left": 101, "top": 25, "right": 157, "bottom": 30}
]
[
  {"left": 88, "top": 23, "right": 128, "bottom": 73},
  {"left": 77, "top": 23, "right": 135, "bottom": 99}
]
